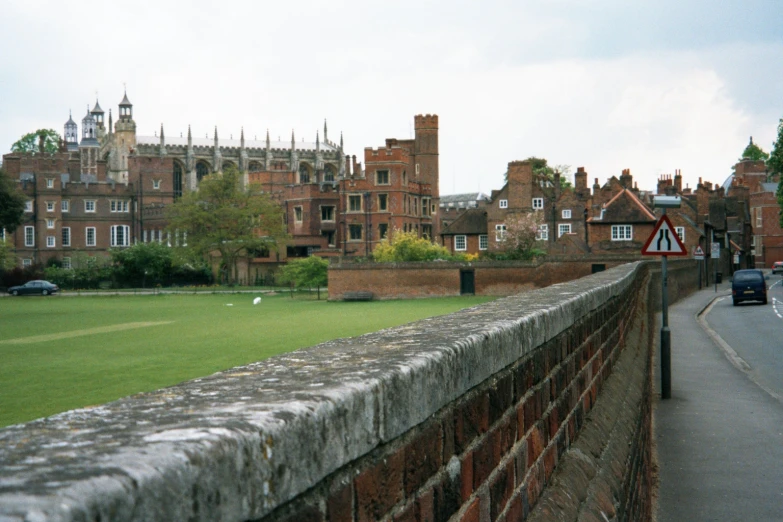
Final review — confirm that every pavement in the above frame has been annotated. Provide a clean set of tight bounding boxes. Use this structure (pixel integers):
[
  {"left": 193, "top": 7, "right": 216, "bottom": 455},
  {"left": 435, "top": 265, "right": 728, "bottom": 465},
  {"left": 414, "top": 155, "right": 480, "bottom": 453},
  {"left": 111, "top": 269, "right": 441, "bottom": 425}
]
[{"left": 653, "top": 279, "right": 783, "bottom": 521}]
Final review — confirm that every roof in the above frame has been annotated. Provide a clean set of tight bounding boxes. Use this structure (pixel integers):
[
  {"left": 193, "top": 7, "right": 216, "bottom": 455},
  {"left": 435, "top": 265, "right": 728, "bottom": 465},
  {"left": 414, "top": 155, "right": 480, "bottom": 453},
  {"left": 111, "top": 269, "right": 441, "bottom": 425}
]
[
  {"left": 136, "top": 135, "right": 340, "bottom": 152},
  {"left": 92, "top": 100, "right": 104, "bottom": 114},
  {"left": 65, "top": 113, "right": 76, "bottom": 126},
  {"left": 589, "top": 189, "right": 656, "bottom": 223},
  {"left": 439, "top": 192, "right": 489, "bottom": 209},
  {"left": 440, "top": 209, "right": 488, "bottom": 235},
  {"left": 119, "top": 92, "right": 132, "bottom": 106}
]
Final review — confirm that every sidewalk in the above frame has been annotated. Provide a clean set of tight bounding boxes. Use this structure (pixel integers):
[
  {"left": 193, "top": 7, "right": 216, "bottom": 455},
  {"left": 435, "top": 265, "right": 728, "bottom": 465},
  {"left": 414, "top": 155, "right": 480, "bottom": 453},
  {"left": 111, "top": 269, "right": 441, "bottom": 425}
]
[{"left": 653, "top": 281, "right": 783, "bottom": 521}]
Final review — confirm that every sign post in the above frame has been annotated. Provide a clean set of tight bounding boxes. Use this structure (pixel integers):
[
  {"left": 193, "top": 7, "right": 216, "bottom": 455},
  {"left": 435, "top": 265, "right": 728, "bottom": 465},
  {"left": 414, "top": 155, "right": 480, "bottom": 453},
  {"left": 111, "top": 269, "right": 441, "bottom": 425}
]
[
  {"left": 642, "top": 197, "right": 687, "bottom": 400},
  {"left": 711, "top": 241, "right": 721, "bottom": 292},
  {"left": 693, "top": 245, "right": 705, "bottom": 289}
]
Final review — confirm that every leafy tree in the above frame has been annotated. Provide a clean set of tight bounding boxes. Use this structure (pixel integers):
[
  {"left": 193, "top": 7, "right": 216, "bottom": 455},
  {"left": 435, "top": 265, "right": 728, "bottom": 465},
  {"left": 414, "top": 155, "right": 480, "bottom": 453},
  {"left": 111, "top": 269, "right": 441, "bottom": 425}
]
[
  {"left": 488, "top": 212, "right": 547, "bottom": 261},
  {"left": 770, "top": 120, "right": 783, "bottom": 226},
  {"left": 739, "top": 137, "right": 769, "bottom": 162},
  {"left": 0, "top": 168, "right": 26, "bottom": 233},
  {"left": 278, "top": 256, "right": 329, "bottom": 299},
  {"left": 373, "top": 229, "right": 452, "bottom": 262},
  {"left": 110, "top": 242, "right": 174, "bottom": 288},
  {"left": 0, "top": 241, "right": 16, "bottom": 271},
  {"left": 11, "top": 129, "right": 62, "bottom": 154},
  {"left": 504, "top": 157, "right": 572, "bottom": 189},
  {"left": 166, "top": 166, "right": 288, "bottom": 284}
]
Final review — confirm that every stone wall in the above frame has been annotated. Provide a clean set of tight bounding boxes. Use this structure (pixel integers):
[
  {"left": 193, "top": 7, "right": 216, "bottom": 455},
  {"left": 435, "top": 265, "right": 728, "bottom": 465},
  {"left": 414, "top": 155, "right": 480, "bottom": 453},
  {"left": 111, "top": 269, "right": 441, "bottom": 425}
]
[
  {"left": 0, "top": 260, "right": 699, "bottom": 521},
  {"left": 327, "top": 257, "right": 641, "bottom": 300}
]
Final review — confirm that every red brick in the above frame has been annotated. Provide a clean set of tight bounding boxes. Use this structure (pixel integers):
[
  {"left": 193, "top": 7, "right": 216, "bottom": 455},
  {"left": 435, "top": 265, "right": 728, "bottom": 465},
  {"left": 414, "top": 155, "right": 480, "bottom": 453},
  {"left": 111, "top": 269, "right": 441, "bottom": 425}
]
[
  {"left": 489, "top": 461, "right": 515, "bottom": 521},
  {"left": 355, "top": 448, "right": 405, "bottom": 522},
  {"left": 473, "top": 433, "right": 496, "bottom": 489},
  {"left": 405, "top": 423, "right": 443, "bottom": 496},
  {"left": 526, "top": 426, "right": 545, "bottom": 469},
  {"left": 442, "top": 412, "right": 455, "bottom": 463},
  {"left": 505, "top": 494, "right": 524, "bottom": 522},
  {"left": 416, "top": 488, "right": 435, "bottom": 522},
  {"left": 327, "top": 481, "right": 353, "bottom": 522},
  {"left": 460, "top": 498, "right": 481, "bottom": 522},
  {"left": 461, "top": 452, "right": 474, "bottom": 503},
  {"left": 489, "top": 374, "right": 514, "bottom": 424},
  {"left": 455, "top": 393, "right": 489, "bottom": 453},
  {"left": 394, "top": 502, "right": 416, "bottom": 522},
  {"left": 544, "top": 444, "right": 557, "bottom": 483}
]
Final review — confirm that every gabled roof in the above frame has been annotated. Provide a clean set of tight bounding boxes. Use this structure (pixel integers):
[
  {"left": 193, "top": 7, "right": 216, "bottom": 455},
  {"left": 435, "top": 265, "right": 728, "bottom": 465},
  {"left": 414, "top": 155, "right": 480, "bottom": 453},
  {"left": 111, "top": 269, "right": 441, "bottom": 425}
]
[
  {"left": 588, "top": 189, "right": 655, "bottom": 223},
  {"left": 440, "top": 208, "right": 487, "bottom": 235}
]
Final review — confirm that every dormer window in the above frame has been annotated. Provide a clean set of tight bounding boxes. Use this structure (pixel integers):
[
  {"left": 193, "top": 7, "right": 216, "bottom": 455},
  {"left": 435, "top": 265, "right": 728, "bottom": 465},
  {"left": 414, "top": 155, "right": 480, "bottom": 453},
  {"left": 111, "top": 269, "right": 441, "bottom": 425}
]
[
  {"left": 532, "top": 198, "right": 544, "bottom": 210},
  {"left": 499, "top": 199, "right": 508, "bottom": 209}
]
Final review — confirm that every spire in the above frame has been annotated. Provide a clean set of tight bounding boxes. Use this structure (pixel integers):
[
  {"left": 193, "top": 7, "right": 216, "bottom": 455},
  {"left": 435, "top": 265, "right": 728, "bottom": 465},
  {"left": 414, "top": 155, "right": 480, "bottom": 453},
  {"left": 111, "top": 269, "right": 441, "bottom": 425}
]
[
  {"left": 240, "top": 127, "right": 245, "bottom": 148},
  {"left": 266, "top": 129, "right": 270, "bottom": 150},
  {"left": 108, "top": 109, "right": 113, "bottom": 134},
  {"left": 214, "top": 126, "right": 218, "bottom": 146},
  {"left": 749, "top": 136, "right": 754, "bottom": 145},
  {"left": 291, "top": 130, "right": 295, "bottom": 151},
  {"left": 324, "top": 119, "right": 328, "bottom": 143},
  {"left": 187, "top": 125, "right": 192, "bottom": 145},
  {"left": 316, "top": 130, "right": 320, "bottom": 151},
  {"left": 340, "top": 132, "right": 344, "bottom": 150},
  {"left": 160, "top": 123, "right": 165, "bottom": 142}
]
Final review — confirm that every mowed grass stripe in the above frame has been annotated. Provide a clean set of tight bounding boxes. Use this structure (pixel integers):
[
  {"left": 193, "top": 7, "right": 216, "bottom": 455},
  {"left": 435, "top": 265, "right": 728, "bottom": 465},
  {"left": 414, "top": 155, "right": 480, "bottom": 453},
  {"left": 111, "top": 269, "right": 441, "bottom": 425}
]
[
  {"left": 0, "top": 322, "right": 173, "bottom": 344},
  {"left": 0, "top": 294, "right": 496, "bottom": 427}
]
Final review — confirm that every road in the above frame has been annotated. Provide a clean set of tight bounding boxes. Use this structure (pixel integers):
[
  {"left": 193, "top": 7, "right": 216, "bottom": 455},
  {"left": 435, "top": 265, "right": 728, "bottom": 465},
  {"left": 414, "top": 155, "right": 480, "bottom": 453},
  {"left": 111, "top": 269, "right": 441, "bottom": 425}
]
[{"left": 704, "top": 274, "right": 783, "bottom": 400}]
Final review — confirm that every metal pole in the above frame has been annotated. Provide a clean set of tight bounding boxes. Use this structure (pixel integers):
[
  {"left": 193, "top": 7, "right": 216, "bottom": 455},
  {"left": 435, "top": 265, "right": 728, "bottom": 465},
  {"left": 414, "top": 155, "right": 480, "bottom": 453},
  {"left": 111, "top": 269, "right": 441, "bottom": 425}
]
[
  {"left": 713, "top": 230, "right": 717, "bottom": 292},
  {"left": 661, "top": 207, "right": 671, "bottom": 400}
]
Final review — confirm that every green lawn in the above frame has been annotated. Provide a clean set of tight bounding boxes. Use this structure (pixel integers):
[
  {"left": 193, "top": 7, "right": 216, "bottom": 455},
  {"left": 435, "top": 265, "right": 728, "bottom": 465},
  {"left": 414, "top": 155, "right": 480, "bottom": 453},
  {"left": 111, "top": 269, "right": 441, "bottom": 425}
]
[{"left": 0, "top": 293, "right": 495, "bottom": 427}]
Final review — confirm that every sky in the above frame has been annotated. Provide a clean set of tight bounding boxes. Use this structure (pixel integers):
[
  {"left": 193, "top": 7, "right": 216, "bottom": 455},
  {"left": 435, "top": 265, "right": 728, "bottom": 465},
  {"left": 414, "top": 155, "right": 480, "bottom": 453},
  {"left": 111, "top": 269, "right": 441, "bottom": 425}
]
[{"left": 1, "top": 0, "right": 782, "bottom": 195}]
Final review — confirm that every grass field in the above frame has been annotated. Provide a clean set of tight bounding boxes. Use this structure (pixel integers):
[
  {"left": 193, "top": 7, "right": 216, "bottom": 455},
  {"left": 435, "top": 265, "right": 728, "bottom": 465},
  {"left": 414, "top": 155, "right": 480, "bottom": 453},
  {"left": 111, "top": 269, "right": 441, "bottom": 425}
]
[{"left": 0, "top": 293, "right": 495, "bottom": 427}]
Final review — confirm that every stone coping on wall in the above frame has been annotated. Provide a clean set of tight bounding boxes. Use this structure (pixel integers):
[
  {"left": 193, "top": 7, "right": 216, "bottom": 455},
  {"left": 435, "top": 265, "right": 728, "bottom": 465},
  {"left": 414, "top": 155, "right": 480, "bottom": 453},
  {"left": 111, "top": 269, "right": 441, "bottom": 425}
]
[
  {"left": 328, "top": 254, "right": 644, "bottom": 270},
  {"left": 0, "top": 262, "right": 643, "bottom": 522}
]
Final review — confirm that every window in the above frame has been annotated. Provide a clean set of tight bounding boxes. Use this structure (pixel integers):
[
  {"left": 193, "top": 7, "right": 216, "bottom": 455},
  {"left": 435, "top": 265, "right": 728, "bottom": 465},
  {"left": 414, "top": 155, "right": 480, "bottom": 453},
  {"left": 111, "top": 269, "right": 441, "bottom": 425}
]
[
  {"left": 537, "top": 224, "right": 549, "bottom": 241},
  {"left": 294, "top": 206, "right": 303, "bottom": 222},
  {"left": 499, "top": 199, "right": 508, "bottom": 209},
  {"left": 422, "top": 198, "right": 429, "bottom": 216},
  {"left": 532, "top": 198, "right": 544, "bottom": 210},
  {"left": 298, "top": 164, "right": 310, "bottom": 184},
  {"left": 675, "top": 226, "right": 685, "bottom": 242},
  {"left": 321, "top": 206, "right": 335, "bottom": 221},
  {"left": 455, "top": 235, "right": 467, "bottom": 251},
  {"left": 61, "top": 200, "right": 70, "bottom": 212},
  {"left": 558, "top": 223, "right": 571, "bottom": 237},
  {"left": 324, "top": 166, "right": 335, "bottom": 182},
  {"left": 25, "top": 201, "right": 33, "bottom": 212},
  {"left": 415, "top": 164, "right": 420, "bottom": 175},
  {"left": 110, "top": 200, "right": 129, "bottom": 213},
  {"left": 755, "top": 208, "right": 762, "bottom": 228},
  {"left": 562, "top": 209, "right": 572, "bottom": 219},
  {"left": 25, "top": 226, "right": 34, "bottom": 246},
  {"left": 376, "top": 170, "right": 389, "bottom": 185},
  {"left": 348, "top": 195, "right": 362, "bottom": 212},
  {"left": 85, "top": 200, "right": 96, "bottom": 212},
  {"left": 422, "top": 224, "right": 432, "bottom": 238},
  {"left": 86, "top": 227, "right": 96, "bottom": 247},
  {"left": 378, "top": 194, "right": 388, "bottom": 211},
  {"left": 349, "top": 224, "right": 362, "bottom": 241},
  {"left": 23, "top": 258, "right": 31, "bottom": 267},
  {"left": 479, "top": 235, "right": 488, "bottom": 250},
  {"left": 46, "top": 218, "right": 55, "bottom": 229},
  {"left": 495, "top": 224, "right": 507, "bottom": 241},
  {"left": 46, "top": 236, "right": 55, "bottom": 248},
  {"left": 379, "top": 223, "right": 389, "bottom": 239},
  {"left": 62, "top": 227, "right": 71, "bottom": 247},
  {"left": 46, "top": 201, "right": 55, "bottom": 212},
  {"left": 611, "top": 225, "right": 633, "bottom": 241},
  {"left": 46, "top": 178, "right": 54, "bottom": 188},
  {"left": 153, "top": 179, "right": 162, "bottom": 190},
  {"left": 111, "top": 225, "right": 129, "bottom": 247},
  {"left": 62, "top": 257, "right": 71, "bottom": 269}
]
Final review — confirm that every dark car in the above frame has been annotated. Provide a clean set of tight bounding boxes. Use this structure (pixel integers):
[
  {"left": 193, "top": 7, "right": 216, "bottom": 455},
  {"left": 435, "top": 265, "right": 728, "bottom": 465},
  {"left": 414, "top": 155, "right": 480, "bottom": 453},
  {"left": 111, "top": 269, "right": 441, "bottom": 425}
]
[
  {"left": 732, "top": 269, "right": 767, "bottom": 305},
  {"left": 772, "top": 261, "right": 783, "bottom": 275},
  {"left": 7, "top": 280, "right": 60, "bottom": 296}
]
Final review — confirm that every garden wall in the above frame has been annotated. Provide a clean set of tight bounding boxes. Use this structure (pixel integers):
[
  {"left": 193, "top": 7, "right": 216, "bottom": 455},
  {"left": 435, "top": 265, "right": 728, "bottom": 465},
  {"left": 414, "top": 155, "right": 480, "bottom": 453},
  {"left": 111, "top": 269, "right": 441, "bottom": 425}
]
[
  {"left": 0, "top": 260, "right": 699, "bottom": 522},
  {"left": 327, "top": 256, "right": 642, "bottom": 300}
]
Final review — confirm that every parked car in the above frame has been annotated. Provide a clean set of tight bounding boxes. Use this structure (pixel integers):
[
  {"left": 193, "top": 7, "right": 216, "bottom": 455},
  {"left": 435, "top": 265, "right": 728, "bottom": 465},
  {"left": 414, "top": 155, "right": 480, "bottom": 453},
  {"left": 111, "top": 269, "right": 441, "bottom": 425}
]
[
  {"left": 731, "top": 269, "right": 767, "bottom": 305},
  {"left": 7, "top": 280, "right": 60, "bottom": 296},
  {"left": 772, "top": 261, "right": 783, "bottom": 275}
]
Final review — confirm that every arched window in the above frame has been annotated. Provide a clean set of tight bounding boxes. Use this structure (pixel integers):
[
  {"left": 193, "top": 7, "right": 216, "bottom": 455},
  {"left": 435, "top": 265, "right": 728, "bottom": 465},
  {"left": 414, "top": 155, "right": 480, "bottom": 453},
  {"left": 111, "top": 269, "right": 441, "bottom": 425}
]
[
  {"left": 249, "top": 161, "right": 263, "bottom": 172},
  {"left": 173, "top": 162, "right": 183, "bottom": 199},
  {"left": 222, "top": 161, "right": 236, "bottom": 172},
  {"left": 299, "top": 163, "right": 311, "bottom": 184},
  {"left": 324, "top": 164, "right": 335, "bottom": 182},
  {"left": 196, "top": 161, "right": 209, "bottom": 182}
]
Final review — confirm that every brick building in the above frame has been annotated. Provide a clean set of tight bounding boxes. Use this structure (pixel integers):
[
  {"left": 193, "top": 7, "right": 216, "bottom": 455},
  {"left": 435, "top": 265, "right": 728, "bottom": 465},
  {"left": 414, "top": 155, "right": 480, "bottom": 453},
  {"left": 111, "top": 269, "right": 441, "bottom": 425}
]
[{"left": 2, "top": 91, "right": 439, "bottom": 280}]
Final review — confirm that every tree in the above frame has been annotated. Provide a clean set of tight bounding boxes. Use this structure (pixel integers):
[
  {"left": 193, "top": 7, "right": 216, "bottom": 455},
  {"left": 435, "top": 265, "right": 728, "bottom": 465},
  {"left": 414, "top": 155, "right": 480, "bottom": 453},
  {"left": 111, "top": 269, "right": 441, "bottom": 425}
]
[
  {"left": 491, "top": 212, "right": 546, "bottom": 260},
  {"left": 0, "top": 168, "right": 26, "bottom": 233},
  {"left": 504, "top": 157, "right": 572, "bottom": 189},
  {"left": 11, "top": 129, "right": 62, "bottom": 155},
  {"left": 739, "top": 136, "right": 769, "bottom": 162},
  {"left": 110, "top": 242, "right": 174, "bottom": 288},
  {"left": 770, "top": 120, "right": 783, "bottom": 226},
  {"left": 166, "top": 166, "right": 288, "bottom": 284},
  {"left": 278, "top": 256, "right": 329, "bottom": 299},
  {"left": 372, "top": 229, "right": 452, "bottom": 262}
]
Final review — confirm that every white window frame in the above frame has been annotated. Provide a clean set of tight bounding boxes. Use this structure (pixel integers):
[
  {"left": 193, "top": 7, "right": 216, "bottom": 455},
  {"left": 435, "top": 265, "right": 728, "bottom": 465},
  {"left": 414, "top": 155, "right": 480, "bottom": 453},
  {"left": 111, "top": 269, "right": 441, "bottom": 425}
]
[
  {"left": 294, "top": 206, "right": 303, "bottom": 223},
  {"left": 479, "top": 234, "right": 488, "bottom": 251},
  {"left": 25, "top": 226, "right": 34, "bottom": 247},
  {"left": 562, "top": 209, "right": 571, "bottom": 219},
  {"left": 46, "top": 201, "right": 55, "bottom": 212},
  {"left": 611, "top": 224, "right": 633, "bottom": 241},
  {"left": 22, "top": 258, "right": 32, "bottom": 267},
  {"left": 153, "top": 179, "right": 161, "bottom": 189},
  {"left": 348, "top": 194, "right": 362, "bottom": 212},
  {"left": 46, "top": 178, "right": 54, "bottom": 188},
  {"left": 499, "top": 199, "right": 508, "bottom": 209},
  {"left": 532, "top": 198, "right": 544, "bottom": 210},
  {"left": 537, "top": 224, "right": 549, "bottom": 241},
  {"left": 111, "top": 225, "right": 130, "bottom": 247},
  {"left": 110, "top": 200, "right": 129, "bottom": 213},
  {"left": 85, "top": 200, "right": 96, "bottom": 213},
  {"left": 675, "top": 226, "right": 685, "bottom": 242},
  {"left": 46, "top": 235, "right": 55, "bottom": 248},
  {"left": 558, "top": 223, "right": 571, "bottom": 237},
  {"left": 454, "top": 235, "right": 467, "bottom": 251},
  {"left": 25, "top": 201, "right": 33, "bottom": 212},
  {"left": 46, "top": 218, "right": 55, "bottom": 229},
  {"left": 349, "top": 224, "right": 363, "bottom": 241},
  {"left": 375, "top": 170, "right": 390, "bottom": 185},
  {"left": 61, "top": 200, "right": 70, "bottom": 212},
  {"left": 62, "top": 227, "right": 71, "bottom": 247},
  {"left": 86, "top": 227, "right": 96, "bottom": 247},
  {"left": 495, "top": 224, "right": 507, "bottom": 241},
  {"left": 62, "top": 257, "right": 71, "bottom": 269}
]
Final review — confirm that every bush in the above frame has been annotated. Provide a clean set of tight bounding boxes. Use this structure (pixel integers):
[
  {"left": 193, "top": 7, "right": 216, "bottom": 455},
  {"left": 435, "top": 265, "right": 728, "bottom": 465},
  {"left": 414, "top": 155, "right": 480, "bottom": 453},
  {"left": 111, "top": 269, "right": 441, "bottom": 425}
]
[{"left": 373, "top": 230, "right": 452, "bottom": 262}]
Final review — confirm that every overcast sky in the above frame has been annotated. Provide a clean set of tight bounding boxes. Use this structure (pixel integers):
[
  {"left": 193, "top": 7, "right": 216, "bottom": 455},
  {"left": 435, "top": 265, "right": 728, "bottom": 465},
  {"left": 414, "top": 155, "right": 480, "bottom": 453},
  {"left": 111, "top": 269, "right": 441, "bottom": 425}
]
[{"left": 1, "top": 0, "right": 782, "bottom": 195}]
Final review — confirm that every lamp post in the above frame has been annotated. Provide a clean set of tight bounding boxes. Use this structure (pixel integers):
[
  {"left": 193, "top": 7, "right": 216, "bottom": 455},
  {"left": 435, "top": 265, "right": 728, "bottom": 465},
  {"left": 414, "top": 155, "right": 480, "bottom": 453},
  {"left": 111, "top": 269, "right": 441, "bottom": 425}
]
[{"left": 653, "top": 195, "right": 681, "bottom": 400}]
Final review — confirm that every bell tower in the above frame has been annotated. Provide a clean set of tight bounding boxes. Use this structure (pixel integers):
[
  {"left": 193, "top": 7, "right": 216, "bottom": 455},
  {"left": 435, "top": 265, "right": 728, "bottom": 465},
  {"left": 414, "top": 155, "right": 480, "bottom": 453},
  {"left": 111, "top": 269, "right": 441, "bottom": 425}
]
[{"left": 109, "top": 90, "right": 137, "bottom": 183}]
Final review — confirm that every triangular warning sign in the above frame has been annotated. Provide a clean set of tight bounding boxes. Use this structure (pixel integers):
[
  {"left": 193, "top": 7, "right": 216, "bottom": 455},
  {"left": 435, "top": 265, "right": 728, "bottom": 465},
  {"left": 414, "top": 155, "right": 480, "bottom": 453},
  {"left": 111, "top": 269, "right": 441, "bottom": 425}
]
[
  {"left": 693, "top": 245, "right": 705, "bottom": 256},
  {"left": 641, "top": 215, "right": 687, "bottom": 256}
]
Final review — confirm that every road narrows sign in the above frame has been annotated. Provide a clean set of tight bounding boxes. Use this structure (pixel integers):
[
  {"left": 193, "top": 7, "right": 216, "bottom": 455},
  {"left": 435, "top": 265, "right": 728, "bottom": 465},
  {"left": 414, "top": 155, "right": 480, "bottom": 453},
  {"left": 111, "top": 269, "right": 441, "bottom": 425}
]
[
  {"left": 641, "top": 215, "right": 688, "bottom": 256},
  {"left": 693, "top": 245, "right": 705, "bottom": 260}
]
